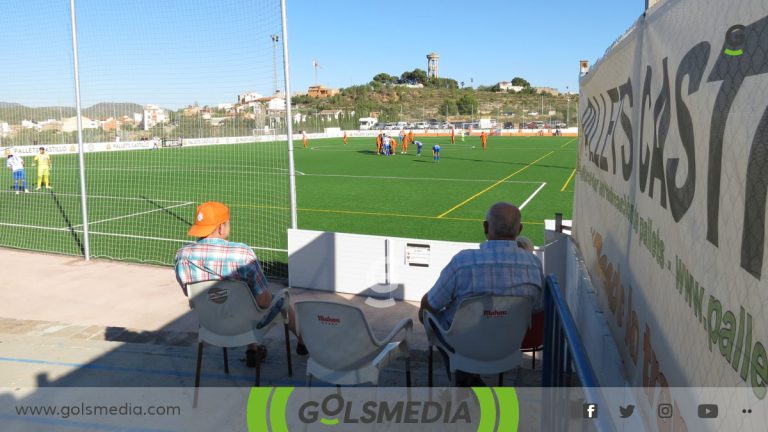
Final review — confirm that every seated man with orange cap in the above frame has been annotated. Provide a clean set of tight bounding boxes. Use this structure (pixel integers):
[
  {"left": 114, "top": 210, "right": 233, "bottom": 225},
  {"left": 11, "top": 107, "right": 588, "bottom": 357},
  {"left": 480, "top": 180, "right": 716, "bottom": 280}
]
[{"left": 174, "top": 201, "right": 307, "bottom": 366}]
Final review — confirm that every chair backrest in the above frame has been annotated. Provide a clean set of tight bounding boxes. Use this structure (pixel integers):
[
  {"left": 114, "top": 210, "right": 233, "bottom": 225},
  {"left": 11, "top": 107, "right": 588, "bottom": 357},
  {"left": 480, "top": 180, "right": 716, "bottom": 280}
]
[
  {"left": 187, "top": 280, "right": 260, "bottom": 345},
  {"left": 295, "top": 301, "right": 379, "bottom": 370},
  {"left": 446, "top": 295, "right": 532, "bottom": 362}
]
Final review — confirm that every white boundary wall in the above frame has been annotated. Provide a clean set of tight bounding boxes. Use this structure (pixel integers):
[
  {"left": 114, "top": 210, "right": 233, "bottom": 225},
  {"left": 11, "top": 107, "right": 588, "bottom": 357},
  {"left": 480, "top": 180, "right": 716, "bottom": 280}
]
[
  {"left": 287, "top": 228, "right": 544, "bottom": 302},
  {"left": 3, "top": 127, "right": 579, "bottom": 157}
]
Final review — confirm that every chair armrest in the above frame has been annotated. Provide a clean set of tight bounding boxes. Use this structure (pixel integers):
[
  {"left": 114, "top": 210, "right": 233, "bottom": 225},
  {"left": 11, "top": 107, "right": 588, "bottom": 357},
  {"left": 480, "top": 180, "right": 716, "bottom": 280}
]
[
  {"left": 377, "top": 317, "right": 413, "bottom": 347},
  {"left": 423, "top": 311, "right": 455, "bottom": 354}
]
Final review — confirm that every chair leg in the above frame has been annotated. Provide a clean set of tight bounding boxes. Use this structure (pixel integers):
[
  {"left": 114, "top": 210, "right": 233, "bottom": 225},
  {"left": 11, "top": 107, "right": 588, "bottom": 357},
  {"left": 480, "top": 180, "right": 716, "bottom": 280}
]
[
  {"left": 222, "top": 348, "right": 229, "bottom": 374},
  {"left": 405, "top": 357, "right": 412, "bottom": 388},
  {"left": 255, "top": 357, "right": 261, "bottom": 387},
  {"left": 427, "top": 346, "right": 433, "bottom": 387},
  {"left": 193, "top": 342, "right": 204, "bottom": 408},
  {"left": 284, "top": 324, "right": 293, "bottom": 377},
  {"left": 532, "top": 351, "right": 536, "bottom": 370},
  {"left": 306, "top": 374, "right": 313, "bottom": 387},
  {"left": 498, "top": 373, "right": 504, "bottom": 386}
]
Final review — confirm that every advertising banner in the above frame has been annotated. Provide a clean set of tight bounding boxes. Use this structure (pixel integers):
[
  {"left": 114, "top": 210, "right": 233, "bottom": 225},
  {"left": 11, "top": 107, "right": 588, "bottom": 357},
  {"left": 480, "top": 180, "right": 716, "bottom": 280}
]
[{"left": 575, "top": 0, "right": 768, "bottom": 423}]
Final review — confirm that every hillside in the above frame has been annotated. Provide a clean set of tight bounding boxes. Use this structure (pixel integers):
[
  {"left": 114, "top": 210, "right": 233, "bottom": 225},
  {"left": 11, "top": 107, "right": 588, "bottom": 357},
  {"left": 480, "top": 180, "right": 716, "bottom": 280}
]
[
  {"left": 0, "top": 102, "right": 145, "bottom": 124},
  {"left": 291, "top": 85, "right": 578, "bottom": 129}
]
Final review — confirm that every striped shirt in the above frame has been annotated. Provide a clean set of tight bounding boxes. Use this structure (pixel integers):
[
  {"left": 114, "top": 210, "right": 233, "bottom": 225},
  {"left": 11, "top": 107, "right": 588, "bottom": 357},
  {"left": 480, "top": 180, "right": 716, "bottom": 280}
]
[
  {"left": 427, "top": 240, "right": 544, "bottom": 327},
  {"left": 174, "top": 238, "right": 268, "bottom": 297}
]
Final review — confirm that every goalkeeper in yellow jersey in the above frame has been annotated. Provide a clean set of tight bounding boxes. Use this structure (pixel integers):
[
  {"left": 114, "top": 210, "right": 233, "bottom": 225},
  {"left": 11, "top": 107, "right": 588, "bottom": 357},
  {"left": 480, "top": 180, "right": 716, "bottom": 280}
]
[{"left": 33, "top": 146, "right": 52, "bottom": 190}]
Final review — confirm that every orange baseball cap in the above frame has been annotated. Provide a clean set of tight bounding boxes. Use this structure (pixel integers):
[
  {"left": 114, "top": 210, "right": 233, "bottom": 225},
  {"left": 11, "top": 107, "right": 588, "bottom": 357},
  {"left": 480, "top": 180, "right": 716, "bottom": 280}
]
[{"left": 188, "top": 201, "right": 230, "bottom": 237}]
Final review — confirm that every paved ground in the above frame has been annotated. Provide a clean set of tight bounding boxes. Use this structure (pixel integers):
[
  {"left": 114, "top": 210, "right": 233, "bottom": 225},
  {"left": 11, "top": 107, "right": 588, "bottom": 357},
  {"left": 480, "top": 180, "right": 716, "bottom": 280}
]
[{"left": 0, "top": 248, "right": 542, "bottom": 390}]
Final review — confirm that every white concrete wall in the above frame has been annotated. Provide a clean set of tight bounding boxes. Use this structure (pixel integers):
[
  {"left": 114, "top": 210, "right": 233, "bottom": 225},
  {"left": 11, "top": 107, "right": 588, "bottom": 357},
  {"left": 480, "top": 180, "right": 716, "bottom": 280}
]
[{"left": 289, "top": 229, "right": 482, "bottom": 301}]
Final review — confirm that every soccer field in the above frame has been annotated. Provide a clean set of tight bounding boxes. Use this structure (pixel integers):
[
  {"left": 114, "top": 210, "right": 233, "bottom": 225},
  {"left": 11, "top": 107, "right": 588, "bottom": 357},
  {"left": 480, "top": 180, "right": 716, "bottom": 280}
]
[{"left": 0, "top": 135, "right": 577, "bottom": 276}]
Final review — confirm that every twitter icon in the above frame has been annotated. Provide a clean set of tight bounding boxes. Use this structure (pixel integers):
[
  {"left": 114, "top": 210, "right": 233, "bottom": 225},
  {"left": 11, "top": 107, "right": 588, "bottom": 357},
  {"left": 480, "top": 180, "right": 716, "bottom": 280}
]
[{"left": 619, "top": 405, "right": 635, "bottom": 418}]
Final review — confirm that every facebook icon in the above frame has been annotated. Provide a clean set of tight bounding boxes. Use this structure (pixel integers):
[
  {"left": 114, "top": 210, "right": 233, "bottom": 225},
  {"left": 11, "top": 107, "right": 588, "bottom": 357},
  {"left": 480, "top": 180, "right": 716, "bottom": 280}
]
[{"left": 583, "top": 403, "right": 598, "bottom": 419}]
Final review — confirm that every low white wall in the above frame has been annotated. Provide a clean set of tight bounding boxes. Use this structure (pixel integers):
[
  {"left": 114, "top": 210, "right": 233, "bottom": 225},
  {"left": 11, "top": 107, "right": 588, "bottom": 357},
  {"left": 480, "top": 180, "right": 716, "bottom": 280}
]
[{"left": 288, "top": 229, "right": 474, "bottom": 301}]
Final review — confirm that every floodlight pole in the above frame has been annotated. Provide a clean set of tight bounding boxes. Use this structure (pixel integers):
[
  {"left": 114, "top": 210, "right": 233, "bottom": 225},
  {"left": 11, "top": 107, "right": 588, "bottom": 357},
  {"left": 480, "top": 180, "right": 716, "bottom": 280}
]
[
  {"left": 70, "top": 0, "right": 91, "bottom": 260},
  {"left": 280, "top": 0, "right": 298, "bottom": 230}
]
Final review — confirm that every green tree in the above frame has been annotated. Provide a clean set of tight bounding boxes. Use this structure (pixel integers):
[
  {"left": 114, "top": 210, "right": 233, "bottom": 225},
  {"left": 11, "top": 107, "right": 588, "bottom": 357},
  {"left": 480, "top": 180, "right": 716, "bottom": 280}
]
[
  {"left": 400, "top": 68, "right": 429, "bottom": 85},
  {"left": 372, "top": 73, "right": 397, "bottom": 85},
  {"left": 439, "top": 99, "right": 458, "bottom": 116},
  {"left": 511, "top": 77, "right": 531, "bottom": 87},
  {"left": 456, "top": 94, "right": 479, "bottom": 115}
]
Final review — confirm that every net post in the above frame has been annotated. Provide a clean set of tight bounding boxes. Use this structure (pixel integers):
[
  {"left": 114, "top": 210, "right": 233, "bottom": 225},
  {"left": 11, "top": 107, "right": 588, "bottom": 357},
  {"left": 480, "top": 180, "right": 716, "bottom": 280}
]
[
  {"left": 280, "top": 0, "right": 298, "bottom": 230},
  {"left": 70, "top": 0, "right": 91, "bottom": 260}
]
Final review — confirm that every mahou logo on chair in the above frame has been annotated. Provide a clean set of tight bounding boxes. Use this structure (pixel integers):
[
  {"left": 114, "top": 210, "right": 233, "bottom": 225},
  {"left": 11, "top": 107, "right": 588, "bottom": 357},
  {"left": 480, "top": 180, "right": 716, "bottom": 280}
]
[
  {"left": 317, "top": 315, "right": 341, "bottom": 325},
  {"left": 483, "top": 310, "right": 508, "bottom": 317}
]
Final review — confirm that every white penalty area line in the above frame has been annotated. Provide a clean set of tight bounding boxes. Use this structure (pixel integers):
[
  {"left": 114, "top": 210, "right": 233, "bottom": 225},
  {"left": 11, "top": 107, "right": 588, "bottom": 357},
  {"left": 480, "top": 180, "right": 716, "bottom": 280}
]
[
  {"left": 71, "top": 201, "right": 195, "bottom": 229},
  {"left": 519, "top": 182, "right": 547, "bottom": 210}
]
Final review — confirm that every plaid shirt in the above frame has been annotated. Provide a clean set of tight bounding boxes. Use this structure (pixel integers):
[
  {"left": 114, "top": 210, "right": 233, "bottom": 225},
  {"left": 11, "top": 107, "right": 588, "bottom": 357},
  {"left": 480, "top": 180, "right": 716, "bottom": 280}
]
[
  {"left": 427, "top": 240, "right": 544, "bottom": 327},
  {"left": 174, "top": 238, "right": 268, "bottom": 297}
]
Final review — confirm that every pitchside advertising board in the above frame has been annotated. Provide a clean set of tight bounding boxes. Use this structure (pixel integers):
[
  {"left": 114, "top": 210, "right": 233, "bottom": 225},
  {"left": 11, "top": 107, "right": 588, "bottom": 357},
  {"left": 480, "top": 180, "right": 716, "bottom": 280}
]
[{"left": 576, "top": 0, "right": 768, "bottom": 421}]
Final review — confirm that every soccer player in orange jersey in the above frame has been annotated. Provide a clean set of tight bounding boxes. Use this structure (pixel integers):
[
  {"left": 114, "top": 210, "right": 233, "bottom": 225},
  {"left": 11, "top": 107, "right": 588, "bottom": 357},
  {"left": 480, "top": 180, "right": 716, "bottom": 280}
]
[
  {"left": 401, "top": 134, "right": 409, "bottom": 154},
  {"left": 343, "top": 131, "right": 348, "bottom": 145},
  {"left": 376, "top": 133, "right": 383, "bottom": 155},
  {"left": 391, "top": 136, "right": 398, "bottom": 154},
  {"left": 302, "top": 131, "right": 308, "bottom": 149},
  {"left": 481, "top": 131, "right": 488, "bottom": 151},
  {"left": 408, "top": 130, "right": 414, "bottom": 145},
  {"left": 450, "top": 126, "right": 456, "bottom": 144}
]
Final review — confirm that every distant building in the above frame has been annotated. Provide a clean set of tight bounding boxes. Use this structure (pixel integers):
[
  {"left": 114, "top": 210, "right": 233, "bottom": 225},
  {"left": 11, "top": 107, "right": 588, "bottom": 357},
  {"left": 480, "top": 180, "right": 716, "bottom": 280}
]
[
  {"left": 142, "top": 105, "right": 167, "bottom": 130},
  {"left": 238, "top": 92, "right": 263, "bottom": 105},
  {"left": 217, "top": 103, "right": 233, "bottom": 110},
  {"left": 62, "top": 116, "right": 98, "bottom": 133},
  {"left": 427, "top": 52, "right": 440, "bottom": 78},
  {"left": 307, "top": 85, "right": 339, "bottom": 98},
  {"left": 497, "top": 82, "right": 525, "bottom": 92},
  {"left": 318, "top": 109, "right": 343, "bottom": 121},
  {"left": 21, "top": 120, "right": 40, "bottom": 130},
  {"left": 533, "top": 87, "right": 560, "bottom": 96}
]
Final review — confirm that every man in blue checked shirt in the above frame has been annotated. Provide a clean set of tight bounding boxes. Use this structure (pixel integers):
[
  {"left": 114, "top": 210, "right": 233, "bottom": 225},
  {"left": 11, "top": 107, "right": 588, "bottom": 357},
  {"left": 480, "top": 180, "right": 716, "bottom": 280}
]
[{"left": 419, "top": 202, "right": 544, "bottom": 384}]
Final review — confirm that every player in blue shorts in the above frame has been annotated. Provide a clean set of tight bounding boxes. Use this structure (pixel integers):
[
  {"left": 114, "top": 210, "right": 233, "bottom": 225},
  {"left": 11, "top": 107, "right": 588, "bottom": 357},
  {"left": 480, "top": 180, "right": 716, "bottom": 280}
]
[
  {"left": 415, "top": 140, "right": 423, "bottom": 156},
  {"left": 432, "top": 144, "right": 441, "bottom": 163},
  {"left": 6, "top": 154, "right": 29, "bottom": 194}
]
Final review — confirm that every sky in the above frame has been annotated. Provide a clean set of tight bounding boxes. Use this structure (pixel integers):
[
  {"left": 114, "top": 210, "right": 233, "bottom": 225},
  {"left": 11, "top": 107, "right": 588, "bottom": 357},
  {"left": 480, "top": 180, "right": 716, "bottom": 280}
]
[{"left": 0, "top": 0, "right": 645, "bottom": 109}]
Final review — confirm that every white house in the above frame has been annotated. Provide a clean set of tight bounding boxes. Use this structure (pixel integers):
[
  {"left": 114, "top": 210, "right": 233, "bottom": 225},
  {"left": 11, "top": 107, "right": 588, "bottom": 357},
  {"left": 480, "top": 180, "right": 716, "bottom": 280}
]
[
  {"left": 497, "top": 82, "right": 525, "bottom": 92},
  {"left": 61, "top": 116, "right": 99, "bottom": 133},
  {"left": 142, "top": 104, "right": 168, "bottom": 130}
]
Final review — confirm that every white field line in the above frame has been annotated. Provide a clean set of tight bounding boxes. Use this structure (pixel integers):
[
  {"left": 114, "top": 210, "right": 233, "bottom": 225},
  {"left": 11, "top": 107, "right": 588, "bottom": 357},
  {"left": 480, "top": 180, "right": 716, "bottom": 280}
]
[
  {"left": 52, "top": 166, "right": 304, "bottom": 176},
  {"left": 0, "top": 222, "right": 67, "bottom": 231},
  {"left": 300, "top": 173, "right": 542, "bottom": 184},
  {"left": 0, "top": 221, "right": 286, "bottom": 253},
  {"left": 84, "top": 231, "right": 288, "bottom": 253},
  {"left": 0, "top": 189, "right": 189, "bottom": 204},
  {"left": 71, "top": 202, "right": 195, "bottom": 229},
  {"left": 519, "top": 182, "right": 547, "bottom": 210}
]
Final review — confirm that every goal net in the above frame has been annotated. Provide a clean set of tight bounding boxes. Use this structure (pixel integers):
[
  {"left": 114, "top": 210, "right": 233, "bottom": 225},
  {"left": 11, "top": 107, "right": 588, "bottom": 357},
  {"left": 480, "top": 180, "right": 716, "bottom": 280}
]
[{"left": 0, "top": 0, "right": 291, "bottom": 278}]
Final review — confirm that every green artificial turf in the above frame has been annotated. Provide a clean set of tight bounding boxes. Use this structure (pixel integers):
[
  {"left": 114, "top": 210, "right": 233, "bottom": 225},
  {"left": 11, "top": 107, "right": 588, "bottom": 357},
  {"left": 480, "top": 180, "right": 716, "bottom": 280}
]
[{"left": 0, "top": 135, "right": 577, "bottom": 276}]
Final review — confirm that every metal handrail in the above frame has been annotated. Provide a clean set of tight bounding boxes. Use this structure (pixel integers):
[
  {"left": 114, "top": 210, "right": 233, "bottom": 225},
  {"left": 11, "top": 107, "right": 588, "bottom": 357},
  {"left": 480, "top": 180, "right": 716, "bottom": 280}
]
[{"left": 542, "top": 274, "right": 614, "bottom": 432}]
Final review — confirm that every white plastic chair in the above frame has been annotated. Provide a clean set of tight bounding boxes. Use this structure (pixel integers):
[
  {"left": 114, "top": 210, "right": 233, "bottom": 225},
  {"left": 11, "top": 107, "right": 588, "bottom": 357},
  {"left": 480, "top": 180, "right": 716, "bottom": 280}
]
[
  {"left": 423, "top": 295, "right": 532, "bottom": 386},
  {"left": 186, "top": 280, "right": 293, "bottom": 407},
  {"left": 295, "top": 300, "right": 412, "bottom": 386}
]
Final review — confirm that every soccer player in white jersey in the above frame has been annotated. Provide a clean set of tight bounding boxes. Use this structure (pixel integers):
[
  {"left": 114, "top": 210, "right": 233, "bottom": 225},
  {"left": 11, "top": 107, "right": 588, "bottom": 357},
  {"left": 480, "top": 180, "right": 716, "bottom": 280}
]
[{"left": 6, "top": 154, "right": 29, "bottom": 194}]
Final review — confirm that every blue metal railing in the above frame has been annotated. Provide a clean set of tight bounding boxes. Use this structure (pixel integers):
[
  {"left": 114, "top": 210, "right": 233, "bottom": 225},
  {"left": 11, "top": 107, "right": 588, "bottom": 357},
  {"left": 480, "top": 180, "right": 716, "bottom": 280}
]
[{"left": 542, "top": 274, "right": 614, "bottom": 432}]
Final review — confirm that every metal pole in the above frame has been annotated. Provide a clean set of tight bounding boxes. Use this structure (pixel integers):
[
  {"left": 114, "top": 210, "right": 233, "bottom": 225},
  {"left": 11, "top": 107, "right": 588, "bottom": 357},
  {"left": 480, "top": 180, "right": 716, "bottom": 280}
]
[
  {"left": 70, "top": 0, "right": 90, "bottom": 260},
  {"left": 280, "top": 0, "right": 298, "bottom": 229},
  {"left": 271, "top": 34, "right": 279, "bottom": 95}
]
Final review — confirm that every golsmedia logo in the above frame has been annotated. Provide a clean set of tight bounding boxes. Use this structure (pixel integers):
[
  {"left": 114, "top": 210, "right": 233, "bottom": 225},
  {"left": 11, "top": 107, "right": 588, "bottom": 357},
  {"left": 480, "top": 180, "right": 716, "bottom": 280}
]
[
  {"left": 247, "top": 387, "right": 519, "bottom": 431},
  {"left": 298, "top": 393, "right": 470, "bottom": 425}
]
